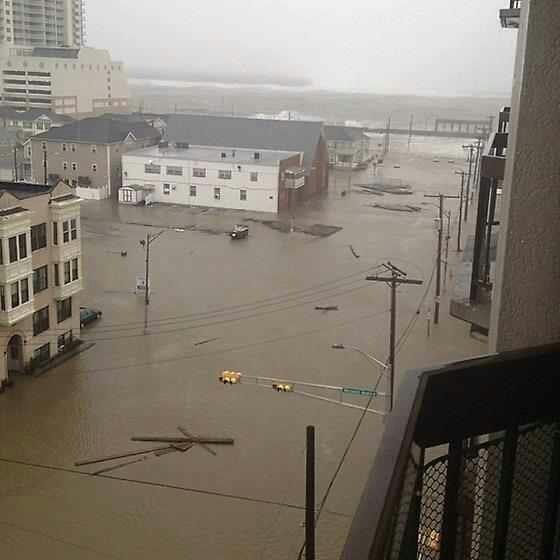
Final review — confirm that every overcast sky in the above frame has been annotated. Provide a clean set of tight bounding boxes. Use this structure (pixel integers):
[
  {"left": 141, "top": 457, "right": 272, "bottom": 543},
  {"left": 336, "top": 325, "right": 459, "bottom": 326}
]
[{"left": 86, "top": 0, "right": 517, "bottom": 96}]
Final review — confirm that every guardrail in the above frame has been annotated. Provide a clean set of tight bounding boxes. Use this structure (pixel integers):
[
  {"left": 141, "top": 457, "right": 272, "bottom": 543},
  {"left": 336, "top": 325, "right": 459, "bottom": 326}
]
[{"left": 341, "top": 343, "right": 560, "bottom": 559}]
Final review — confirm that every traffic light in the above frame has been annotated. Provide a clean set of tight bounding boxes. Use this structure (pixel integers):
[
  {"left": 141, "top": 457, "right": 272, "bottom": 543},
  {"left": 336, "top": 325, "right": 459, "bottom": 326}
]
[
  {"left": 219, "top": 371, "right": 242, "bottom": 384},
  {"left": 272, "top": 382, "right": 294, "bottom": 392}
]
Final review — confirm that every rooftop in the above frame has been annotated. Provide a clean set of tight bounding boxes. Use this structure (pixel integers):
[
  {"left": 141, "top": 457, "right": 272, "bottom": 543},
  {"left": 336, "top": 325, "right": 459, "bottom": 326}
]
[
  {"left": 0, "top": 105, "right": 74, "bottom": 124},
  {"left": 124, "top": 145, "right": 301, "bottom": 166},
  {"left": 166, "top": 114, "right": 324, "bottom": 171},
  {"left": 0, "top": 181, "right": 53, "bottom": 199},
  {"left": 34, "top": 117, "right": 161, "bottom": 145}
]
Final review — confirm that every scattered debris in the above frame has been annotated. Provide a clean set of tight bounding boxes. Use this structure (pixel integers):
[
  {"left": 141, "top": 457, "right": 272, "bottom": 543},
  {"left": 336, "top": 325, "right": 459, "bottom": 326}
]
[
  {"left": 393, "top": 165, "right": 401, "bottom": 168},
  {"left": 355, "top": 183, "right": 413, "bottom": 196},
  {"left": 194, "top": 337, "right": 220, "bottom": 347},
  {"left": 368, "top": 203, "right": 422, "bottom": 213},
  {"left": 349, "top": 245, "right": 360, "bottom": 259},
  {"left": 353, "top": 188, "right": 384, "bottom": 196},
  {"left": 432, "top": 159, "right": 440, "bottom": 163},
  {"left": 75, "top": 426, "right": 234, "bottom": 472},
  {"left": 126, "top": 222, "right": 227, "bottom": 235},
  {"left": 448, "top": 160, "right": 455, "bottom": 164},
  {"left": 315, "top": 305, "right": 339, "bottom": 311},
  {"left": 243, "top": 218, "right": 342, "bottom": 237}
]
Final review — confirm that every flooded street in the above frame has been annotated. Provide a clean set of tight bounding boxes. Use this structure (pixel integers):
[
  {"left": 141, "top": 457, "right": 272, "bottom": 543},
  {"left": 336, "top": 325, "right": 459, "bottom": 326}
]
[{"left": 0, "top": 137, "right": 485, "bottom": 559}]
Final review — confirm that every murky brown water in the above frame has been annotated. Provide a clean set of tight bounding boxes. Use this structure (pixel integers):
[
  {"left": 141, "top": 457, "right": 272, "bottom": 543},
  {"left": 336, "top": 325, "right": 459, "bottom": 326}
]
[{"left": 0, "top": 137, "right": 485, "bottom": 559}]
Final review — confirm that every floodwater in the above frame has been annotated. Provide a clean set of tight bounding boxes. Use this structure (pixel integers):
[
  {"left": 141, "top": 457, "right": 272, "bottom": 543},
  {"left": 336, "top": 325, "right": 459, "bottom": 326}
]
[{"left": 0, "top": 137, "right": 485, "bottom": 559}]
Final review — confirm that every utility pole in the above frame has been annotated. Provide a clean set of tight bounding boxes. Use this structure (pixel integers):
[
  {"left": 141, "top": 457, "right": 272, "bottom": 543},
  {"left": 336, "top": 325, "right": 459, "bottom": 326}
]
[
  {"left": 13, "top": 145, "right": 18, "bottom": 182},
  {"left": 472, "top": 137, "right": 483, "bottom": 195},
  {"left": 366, "top": 263, "right": 422, "bottom": 412},
  {"left": 454, "top": 171, "right": 466, "bottom": 252},
  {"left": 462, "top": 143, "right": 476, "bottom": 222},
  {"left": 384, "top": 115, "right": 391, "bottom": 155},
  {"left": 140, "top": 230, "right": 165, "bottom": 332},
  {"left": 43, "top": 149, "right": 48, "bottom": 185},
  {"left": 407, "top": 114, "right": 414, "bottom": 152},
  {"left": 425, "top": 194, "right": 459, "bottom": 325},
  {"left": 443, "top": 210, "right": 451, "bottom": 291},
  {"left": 305, "top": 425, "right": 315, "bottom": 560}
]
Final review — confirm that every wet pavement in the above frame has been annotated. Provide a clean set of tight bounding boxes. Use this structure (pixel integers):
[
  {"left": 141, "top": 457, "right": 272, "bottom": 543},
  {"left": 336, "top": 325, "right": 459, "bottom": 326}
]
[{"left": 0, "top": 135, "right": 486, "bottom": 559}]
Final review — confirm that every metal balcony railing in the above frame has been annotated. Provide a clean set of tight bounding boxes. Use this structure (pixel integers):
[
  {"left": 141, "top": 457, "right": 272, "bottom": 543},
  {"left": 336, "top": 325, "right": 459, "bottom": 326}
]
[
  {"left": 341, "top": 343, "right": 560, "bottom": 560},
  {"left": 500, "top": 1, "right": 521, "bottom": 28}
]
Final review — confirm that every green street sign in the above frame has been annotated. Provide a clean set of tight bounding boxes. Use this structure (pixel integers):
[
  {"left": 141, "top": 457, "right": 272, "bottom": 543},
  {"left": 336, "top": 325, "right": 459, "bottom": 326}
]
[{"left": 342, "top": 387, "right": 377, "bottom": 397}]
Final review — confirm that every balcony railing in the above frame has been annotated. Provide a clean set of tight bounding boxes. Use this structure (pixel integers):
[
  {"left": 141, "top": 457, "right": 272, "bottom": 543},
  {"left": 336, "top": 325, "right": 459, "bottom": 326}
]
[{"left": 341, "top": 343, "right": 560, "bottom": 560}]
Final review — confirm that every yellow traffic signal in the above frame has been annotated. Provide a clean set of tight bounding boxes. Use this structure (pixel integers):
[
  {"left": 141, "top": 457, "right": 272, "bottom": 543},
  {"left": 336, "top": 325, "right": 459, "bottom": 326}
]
[
  {"left": 219, "top": 371, "right": 242, "bottom": 384},
  {"left": 272, "top": 383, "right": 294, "bottom": 392}
]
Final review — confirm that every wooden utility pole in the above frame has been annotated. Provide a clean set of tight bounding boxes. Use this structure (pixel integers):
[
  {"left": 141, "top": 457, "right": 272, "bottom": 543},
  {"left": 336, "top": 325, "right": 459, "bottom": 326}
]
[
  {"left": 366, "top": 263, "right": 422, "bottom": 411},
  {"left": 425, "top": 194, "right": 459, "bottom": 324},
  {"left": 443, "top": 210, "right": 451, "bottom": 291},
  {"left": 455, "top": 171, "right": 466, "bottom": 252},
  {"left": 462, "top": 143, "right": 476, "bottom": 222},
  {"left": 13, "top": 145, "right": 18, "bottom": 182}
]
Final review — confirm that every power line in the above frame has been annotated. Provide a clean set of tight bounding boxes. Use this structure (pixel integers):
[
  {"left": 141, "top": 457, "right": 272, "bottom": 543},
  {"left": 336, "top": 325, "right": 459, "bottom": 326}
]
[{"left": 64, "top": 308, "right": 391, "bottom": 377}]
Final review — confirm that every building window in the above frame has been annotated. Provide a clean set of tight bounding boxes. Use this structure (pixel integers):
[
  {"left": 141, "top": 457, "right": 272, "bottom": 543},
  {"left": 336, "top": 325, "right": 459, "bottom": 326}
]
[
  {"left": 8, "top": 236, "right": 17, "bottom": 263},
  {"left": 18, "top": 233, "right": 27, "bottom": 259},
  {"left": 71, "top": 144, "right": 76, "bottom": 152},
  {"left": 57, "top": 330, "right": 73, "bottom": 352},
  {"left": 240, "top": 189, "right": 247, "bottom": 201},
  {"left": 218, "top": 170, "right": 232, "bottom": 180},
  {"left": 0, "top": 286, "right": 4, "bottom": 311},
  {"left": 214, "top": 187, "right": 221, "bottom": 200},
  {"left": 91, "top": 145, "right": 97, "bottom": 153},
  {"left": 71, "top": 258, "right": 78, "bottom": 281},
  {"left": 56, "top": 297, "right": 72, "bottom": 323},
  {"left": 166, "top": 166, "right": 182, "bottom": 176},
  {"left": 33, "top": 306, "right": 50, "bottom": 336},
  {"left": 33, "top": 265, "right": 48, "bottom": 293},
  {"left": 10, "top": 281, "right": 19, "bottom": 308},
  {"left": 63, "top": 161, "right": 68, "bottom": 170},
  {"left": 71, "top": 218, "right": 77, "bottom": 240},
  {"left": 71, "top": 162, "right": 77, "bottom": 171},
  {"left": 64, "top": 261, "right": 71, "bottom": 284},
  {"left": 20, "top": 278, "right": 29, "bottom": 304},
  {"left": 31, "top": 223, "right": 47, "bottom": 251},
  {"left": 32, "top": 343, "right": 50, "bottom": 364},
  {"left": 189, "top": 185, "right": 197, "bottom": 197},
  {"left": 163, "top": 183, "right": 171, "bottom": 195},
  {"left": 62, "top": 221, "right": 69, "bottom": 243},
  {"left": 193, "top": 168, "right": 206, "bottom": 178},
  {"left": 92, "top": 163, "right": 97, "bottom": 172},
  {"left": 250, "top": 172, "right": 258, "bottom": 182},
  {"left": 144, "top": 163, "right": 161, "bottom": 174},
  {"left": 62, "top": 143, "right": 67, "bottom": 152},
  {"left": 54, "top": 263, "right": 59, "bottom": 286},
  {"left": 121, "top": 189, "right": 133, "bottom": 202},
  {"left": 52, "top": 222, "right": 58, "bottom": 245}
]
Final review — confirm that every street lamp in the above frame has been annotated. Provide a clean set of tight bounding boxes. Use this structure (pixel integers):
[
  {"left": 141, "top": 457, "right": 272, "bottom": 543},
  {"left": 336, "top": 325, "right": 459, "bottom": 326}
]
[{"left": 331, "top": 344, "right": 388, "bottom": 395}]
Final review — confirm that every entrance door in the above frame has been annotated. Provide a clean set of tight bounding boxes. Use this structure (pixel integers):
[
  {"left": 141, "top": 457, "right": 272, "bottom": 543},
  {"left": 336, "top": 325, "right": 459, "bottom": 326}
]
[{"left": 7, "top": 335, "right": 24, "bottom": 373}]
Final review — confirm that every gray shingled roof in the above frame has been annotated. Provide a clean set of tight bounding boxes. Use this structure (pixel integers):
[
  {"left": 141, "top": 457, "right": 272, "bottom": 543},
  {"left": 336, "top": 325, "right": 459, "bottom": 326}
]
[
  {"left": 324, "top": 125, "right": 366, "bottom": 142},
  {"left": 166, "top": 114, "right": 323, "bottom": 171},
  {"left": 34, "top": 117, "right": 161, "bottom": 145},
  {"left": 0, "top": 182, "right": 53, "bottom": 199}
]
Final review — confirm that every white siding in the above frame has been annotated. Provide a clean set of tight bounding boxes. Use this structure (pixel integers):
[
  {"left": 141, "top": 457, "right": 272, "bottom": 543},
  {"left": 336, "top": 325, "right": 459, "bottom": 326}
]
[{"left": 122, "top": 155, "right": 281, "bottom": 213}]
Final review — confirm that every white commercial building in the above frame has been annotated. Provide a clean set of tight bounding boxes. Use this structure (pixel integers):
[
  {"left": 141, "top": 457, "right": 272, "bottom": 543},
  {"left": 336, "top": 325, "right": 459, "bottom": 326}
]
[
  {"left": 121, "top": 145, "right": 305, "bottom": 213},
  {"left": 0, "top": 0, "right": 85, "bottom": 48},
  {"left": 0, "top": 45, "right": 129, "bottom": 114}
]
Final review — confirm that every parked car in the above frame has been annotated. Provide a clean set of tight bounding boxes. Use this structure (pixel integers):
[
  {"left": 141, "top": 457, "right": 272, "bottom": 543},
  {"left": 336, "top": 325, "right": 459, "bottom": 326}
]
[
  {"left": 80, "top": 307, "right": 102, "bottom": 328},
  {"left": 230, "top": 224, "right": 249, "bottom": 239}
]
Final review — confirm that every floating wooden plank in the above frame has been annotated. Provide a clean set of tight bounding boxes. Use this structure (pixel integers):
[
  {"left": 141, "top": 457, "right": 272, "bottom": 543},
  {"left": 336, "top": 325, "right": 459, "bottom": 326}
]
[
  {"left": 75, "top": 444, "right": 173, "bottom": 467},
  {"left": 178, "top": 426, "right": 217, "bottom": 457},
  {"left": 314, "top": 305, "right": 339, "bottom": 311},
  {"left": 92, "top": 456, "right": 149, "bottom": 476},
  {"left": 131, "top": 436, "right": 234, "bottom": 445}
]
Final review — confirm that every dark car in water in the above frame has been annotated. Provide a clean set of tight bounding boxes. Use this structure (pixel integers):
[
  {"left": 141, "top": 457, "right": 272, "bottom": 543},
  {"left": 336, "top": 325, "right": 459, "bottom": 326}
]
[
  {"left": 230, "top": 224, "right": 249, "bottom": 239},
  {"left": 80, "top": 307, "right": 102, "bottom": 328}
]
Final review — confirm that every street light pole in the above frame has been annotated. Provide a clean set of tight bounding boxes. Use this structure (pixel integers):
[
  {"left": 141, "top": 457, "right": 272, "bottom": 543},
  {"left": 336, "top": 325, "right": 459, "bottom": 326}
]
[
  {"left": 455, "top": 171, "right": 466, "bottom": 252},
  {"left": 140, "top": 230, "right": 165, "bottom": 332}
]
